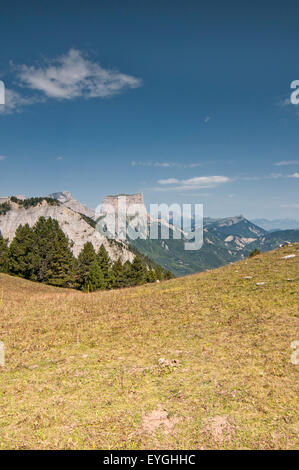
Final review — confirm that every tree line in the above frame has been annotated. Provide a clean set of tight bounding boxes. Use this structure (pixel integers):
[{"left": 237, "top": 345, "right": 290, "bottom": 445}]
[{"left": 0, "top": 216, "right": 173, "bottom": 291}]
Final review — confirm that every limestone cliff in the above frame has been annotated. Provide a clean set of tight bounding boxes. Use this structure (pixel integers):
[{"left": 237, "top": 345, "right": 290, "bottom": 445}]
[
  {"left": 101, "top": 193, "right": 146, "bottom": 214},
  {"left": 0, "top": 199, "right": 134, "bottom": 261}
]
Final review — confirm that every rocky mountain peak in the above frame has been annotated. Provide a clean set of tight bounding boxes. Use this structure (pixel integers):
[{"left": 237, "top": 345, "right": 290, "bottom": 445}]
[{"left": 49, "top": 191, "right": 95, "bottom": 220}]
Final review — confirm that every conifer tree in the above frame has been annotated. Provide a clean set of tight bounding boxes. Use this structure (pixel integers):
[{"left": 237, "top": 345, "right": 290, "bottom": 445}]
[
  {"left": 97, "top": 244, "right": 114, "bottom": 288},
  {"left": 32, "top": 217, "right": 74, "bottom": 287},
  {"left": 146, "top": 268, "right": 157, "bottom": 283},
  {"left": 84, "top": 260, "right": 105, "bottom": 292},
  {"left": 155, "top": 265, "right": 163, "bottom": 281},
  {"left": 8, "top": 224, "right": 36, "bottom": 279},
  {"left": 122, "top": 260, "right": 133, "bottom": 287},
  {"left": 129, "top": 255, "right": 146, "bottom": 286},
  {"left": 76, "top": 241, "right": 98, "bottom": 289},
  {"left": 163, "top": 269, "right": 173, "bottom": 280},
  {"left": 0, "top": 235, "right": 9, "bottom": 273},
  {"left": 112, "top": 257, "right": 126, "bottom": 288}
]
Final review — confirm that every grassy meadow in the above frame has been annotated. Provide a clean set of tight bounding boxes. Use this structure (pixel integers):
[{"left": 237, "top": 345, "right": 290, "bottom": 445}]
[{"left": 0, "top": 244, "right": 298, "bottom": 449}]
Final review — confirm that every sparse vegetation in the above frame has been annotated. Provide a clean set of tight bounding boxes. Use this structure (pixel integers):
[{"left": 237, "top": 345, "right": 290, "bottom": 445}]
[
  {"left": 10, "top": 196, "right": 60, "bottom": 208},
  {"left": 0, "top": 244, "right": 298, "bottom": 449},
  {"left": 0, "top": 201, "right": 11, "bottom": 216},
  {"left": 249, "top": 248, "right": 261, "bottom": 257}
]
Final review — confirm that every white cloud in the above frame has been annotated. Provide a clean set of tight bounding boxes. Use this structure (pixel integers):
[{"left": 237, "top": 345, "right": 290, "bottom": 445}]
[
  {"left": 16, "top": 49, "right": 142, "bottom": 100},
  {"left": 56, "top": 156, "right": 63, "bottom": 161},
  {"left": 0, "top": 88, "right": 40, "bottom": 114},
  {"left": 156, "top": 175, "right": 231, "bottom": 191},
  {"left": 280, "top": 203, "right": 299, "bottom": 208},
  {"left": 153, "top": 162, "right": 171, "bottom": 167},
  {"left": 183, "top": 162, "right": 203, "bottom": 168},
  {"left": 275, "top": 160, "right": 299, "bottom": 166},
  {"left": 204, "top": 116, "right": 211, "bottom": 123},
  {"left": 278, "top": 97, "right": 299, "bottom": 115},
  {"left": 181, "top": 176, "right": 230, "bottom": 186},
  {"left": 158, "top": 178, "right": 179, "bottom": 184},
  {"left": 0, "top": 155, "right": 6, "bottom": 160},
  {"left": 0, "top": 50, "right": 142, "bottom": 114},
  {"left": 241, "top": 172, "right": 299, "bottom": 181},
  {"left": 131, "top": 161, "right": 203, "bottom": 168},
  {"left": 268, "top": 173, "right": 283, "bottom": 179}
]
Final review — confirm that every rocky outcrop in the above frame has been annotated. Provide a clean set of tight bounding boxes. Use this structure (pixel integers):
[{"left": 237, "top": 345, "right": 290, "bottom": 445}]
[
  {"left": 101, "top": 192, "right": 146, "bottom": 214},
  {"left": 0, "top": 200, "right": 134, "bottom": 261},
  {"left": 49, "top": 191, "right": 95, "bottom": 220}
]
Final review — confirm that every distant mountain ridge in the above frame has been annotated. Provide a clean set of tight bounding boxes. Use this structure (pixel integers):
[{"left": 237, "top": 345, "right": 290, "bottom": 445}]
[
  {"left": 251, "top": 218, "right": 299, "bottom": 231},
  {"left": 1, "top": 192, "right": 299, "bottom": 276}
]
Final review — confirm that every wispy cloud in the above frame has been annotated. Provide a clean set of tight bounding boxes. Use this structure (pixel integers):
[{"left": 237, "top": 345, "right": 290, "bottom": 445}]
[
  {"left": 275, "top": 160, "right": 299, "bottom": 166},
  {"left": 16, "top": 49, "right": 142, "bottom": 100},
  {"left": 56, "top": 156, "right": 63, "bottom": 161},
  {"left": 156, "top": 175, "right": 231, "bottom": 191},
  {"left": 158, "top": 178, "right": 179, "bottom": 184},
  {"left": 0, "top": 88, "right": 40, "bottom": 114},
  {"left": 280, "top": 203, "right": 299, "bottom": 208},
  {"left": 0, "top": 49, "right": 142, "bottom": 114},
  {"left": 0, "top": 155, "right": 6, "bottom": 160},
  {"left": 241, "top": 172, "right": 299, "bottom": 181},
  {"left": 204, "top": 116, "right": 211, "bottom": 123},
  {"left": 131, "top": 161, "right": 203, "bottom": 168},
  {"left": 278, "top": 96, "right": 299, "bottom": 115}
]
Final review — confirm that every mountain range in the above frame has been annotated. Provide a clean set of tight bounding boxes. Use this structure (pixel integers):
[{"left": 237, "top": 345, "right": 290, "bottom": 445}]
[
  {"left": 250, "top": 218, "right": 299, "bottom": 231},
  {"left": 1, "top": 191, "right": 299, "bottom": 277}
]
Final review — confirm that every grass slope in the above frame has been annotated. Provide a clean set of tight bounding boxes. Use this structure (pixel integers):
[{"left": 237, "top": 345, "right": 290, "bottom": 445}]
[{"left": 0, "top": 245, "right": 298, "bottom": 449}]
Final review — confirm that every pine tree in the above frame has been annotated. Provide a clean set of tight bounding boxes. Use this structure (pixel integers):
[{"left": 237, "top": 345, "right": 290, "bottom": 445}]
[
  {"left": 122, "top": 260, "right": 133, "bottom": 287},
  {"left": 154, "top": 265, "right": 163, "bottom": 281},
  {"left": 32, "top": 217, "right": 74, "bottom": 287},
  {"left": 76, "top": 241, "right": 98, "bottom": 289},
  {"left": 97, "top": 245, "right": 114, "bottom": 288},
  {"left": 8, "top": 224, "right": 37, "bottom": 279},
  {"left": 129, "top": 255, "right": 146, "bottom": 286},
  {"left": 84, "top": 261, "right": 105, "bottom": 292},
  {"left": 0, "top": 235, "right": 9, "bottom": 273},
  {"left": 146, "top": 268, "right": 157, "bottom": 283},
  {"left": 112, "top": 257, "right": 126, "bottom": 288},
  {"left": 163, "top": 269, "right": 173, "bottom": 280}
]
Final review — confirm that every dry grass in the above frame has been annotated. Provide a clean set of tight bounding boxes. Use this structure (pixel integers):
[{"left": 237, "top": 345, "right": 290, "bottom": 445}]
[{"left": 0, "top": 244, "right": 298, "bottom": 449}]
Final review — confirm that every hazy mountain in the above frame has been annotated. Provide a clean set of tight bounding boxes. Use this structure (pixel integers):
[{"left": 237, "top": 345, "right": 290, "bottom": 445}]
[
  {"left": 244, "top": 229, "right": 299, "bottom": 253},
  {"left": 251, "top": 218, "right": 299, "bottom": 231},
  {"left": 132, "top": 213, "right": 299, "bottom": 276}
]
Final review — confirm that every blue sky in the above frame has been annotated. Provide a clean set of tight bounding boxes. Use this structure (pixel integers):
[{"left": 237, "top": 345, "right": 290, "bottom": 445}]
[{"left": 0, "top": 0, "right": 298, "bottom": 219}]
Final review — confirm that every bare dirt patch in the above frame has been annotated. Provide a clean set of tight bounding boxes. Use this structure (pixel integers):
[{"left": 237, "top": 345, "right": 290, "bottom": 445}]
[
  {"left": 142, "top": 406, "right": 179, "bottom": 434},
  {"left": 205, "top": 415, "right": 234, "bottom": 444}
]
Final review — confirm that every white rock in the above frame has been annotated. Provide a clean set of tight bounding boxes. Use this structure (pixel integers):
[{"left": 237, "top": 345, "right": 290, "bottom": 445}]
[{"left": 0, "top": 201, "right": 135, "bottom": 261}]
